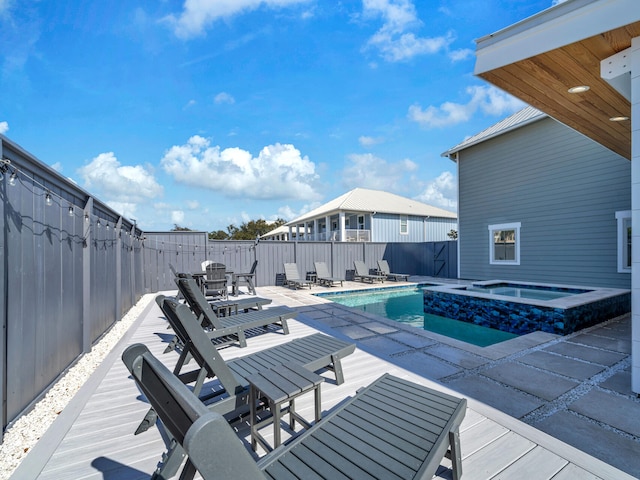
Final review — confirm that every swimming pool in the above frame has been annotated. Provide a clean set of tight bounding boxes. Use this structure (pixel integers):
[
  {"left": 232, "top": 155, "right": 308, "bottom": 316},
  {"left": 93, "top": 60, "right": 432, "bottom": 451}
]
[
  {"left": 424, "top": 281, "right": 630, "bottom": 335},
  {"left": 319, "top": 287, "right": 518, "bottom": 347}
]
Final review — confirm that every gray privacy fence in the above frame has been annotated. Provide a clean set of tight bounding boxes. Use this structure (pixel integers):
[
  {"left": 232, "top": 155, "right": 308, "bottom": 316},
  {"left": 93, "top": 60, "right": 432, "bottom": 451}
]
[
  {"left": 0, "top": 134, "right": 457, "bottom": 437},
  {"left": 143, "top": 236, "right": 458, "bottom": 291},
  {"left": 0, "top": 137, "right": 144, "bottom": 436}
]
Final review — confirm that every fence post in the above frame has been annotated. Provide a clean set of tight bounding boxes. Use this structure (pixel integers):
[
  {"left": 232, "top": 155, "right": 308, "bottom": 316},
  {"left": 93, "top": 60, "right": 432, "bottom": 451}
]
[
  {"left": 82, "top": 198, "right": 93, "bottom": 353},
  {"left": 115, "top": 216, "right": 122, "bottom": 318}
]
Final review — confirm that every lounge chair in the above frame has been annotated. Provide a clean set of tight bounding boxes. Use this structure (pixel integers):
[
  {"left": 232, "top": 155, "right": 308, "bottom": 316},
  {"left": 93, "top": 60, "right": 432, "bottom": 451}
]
[
  {"left": 283, "top": 262, "right": 313, "bottom": 289},
  {"left": 314, "top": 261, "right": 343, "bottom": 287},
  {"left": 133, "top": 300, "right": 356, "bottom": 479},
  {"left": 172, "top": 278, "right": 292, "bottom": 347},
  {"left": 203, "top": 262, "right": 228, "bottom": 298},
  {"left": 353, "top": 260, "right": 386, "bottom": 283},
  {"left": 231, "top": 260, "right": 258, "bottom": 296},
  {"left": 123, "top": 344, "right": 466, "bottom": 480},
  {"left": 178, "top": 276, "right": 272, "bottom": 316},
  {"left": 377, "top": 259, "right": 410, "bottom": 281}
]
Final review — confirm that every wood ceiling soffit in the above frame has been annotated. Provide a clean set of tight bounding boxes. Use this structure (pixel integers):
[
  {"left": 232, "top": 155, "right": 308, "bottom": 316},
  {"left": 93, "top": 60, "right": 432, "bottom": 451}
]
[{"left": 481, "top": 66, "right": 630, "bottom": 158}]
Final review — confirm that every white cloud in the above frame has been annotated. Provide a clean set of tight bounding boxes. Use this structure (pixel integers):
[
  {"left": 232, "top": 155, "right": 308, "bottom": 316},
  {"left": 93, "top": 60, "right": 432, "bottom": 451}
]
[
  {"left": 50, "top": 162, "right": 63, "bottom": 172},
  {"left": 77, "top": 152, "right": 163, "bottom": 202},
  {"left": 341, "top": 153, "right": 418, "bottom": 191},
  {"left": 186, "top": 200, "right": 200, "bottom": 209},
  {"left": 165, "top": 0, "right": 309, "bottom": 39},
  {"left": 171, "top": 210, "right": 185, "bottom": 225},
  {"left": 448, "top": 48, "right": 473, "bottom": 62},
  {"left": 415, "top": 171, "right": 457, "bottom": 211},
  {"left": 161, "top": 135, "right": 321, "bottom": 201},
  {"left": 359, "top": 135, "right": 384, "bottom": 147},
  {"left": 214, "top": 92, "right": 235, "bottom": 105},
  {"left": 552, "top": 0, "right": 568, "bottom": 5},
  {"left": 276, "top": 201, "right": 322, "bottom": 221},
  {"left": 183, "top": 99, "right": 196, "bottom": 110},
  {"left": 363, "top": 0, "right": 454, "bottom": 61},
  {"left": 408, "top": 85, "right": 525, "bottom": 128},
  {"left": 106, "top": 202, "right": 138, "bottom": 219},
  {"left": 0, "top": 121, "right": 8, "bottom": 134}
]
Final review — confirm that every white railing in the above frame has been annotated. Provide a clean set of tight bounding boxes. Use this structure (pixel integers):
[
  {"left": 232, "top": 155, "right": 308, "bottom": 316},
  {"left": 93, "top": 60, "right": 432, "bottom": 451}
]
[{"left": 296, "top": 229, "right": 371, "bottom": 242}]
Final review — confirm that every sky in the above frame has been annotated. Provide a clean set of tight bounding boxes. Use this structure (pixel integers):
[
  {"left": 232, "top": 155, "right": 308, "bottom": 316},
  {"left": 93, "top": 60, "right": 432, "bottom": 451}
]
[{"left": 0, "top": 0, "right": 564, "bottom": 232}]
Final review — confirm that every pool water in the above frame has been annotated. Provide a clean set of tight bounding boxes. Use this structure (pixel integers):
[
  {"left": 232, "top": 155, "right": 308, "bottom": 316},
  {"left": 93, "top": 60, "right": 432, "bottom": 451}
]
[
  {"left": 464, "top": 284, "right": 583, "bottom": 301},
  {"left": 324, "top": 288, "right": 518, "bottom": 347}
]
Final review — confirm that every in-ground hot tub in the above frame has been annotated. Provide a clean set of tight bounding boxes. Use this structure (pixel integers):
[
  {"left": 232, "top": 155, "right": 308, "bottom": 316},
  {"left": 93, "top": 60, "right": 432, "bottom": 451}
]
[{"left": 423, "top": 280, "right": 630, "bottom": 335}]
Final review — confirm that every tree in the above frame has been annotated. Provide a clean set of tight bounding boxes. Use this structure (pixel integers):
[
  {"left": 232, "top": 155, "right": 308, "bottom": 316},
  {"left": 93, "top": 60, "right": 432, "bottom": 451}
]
[
  {"left": 172, "top": 224, "right": 193, "bottom": 231},
  {"left": 208, "top": 230, "right": 229, "bottom": 240}
]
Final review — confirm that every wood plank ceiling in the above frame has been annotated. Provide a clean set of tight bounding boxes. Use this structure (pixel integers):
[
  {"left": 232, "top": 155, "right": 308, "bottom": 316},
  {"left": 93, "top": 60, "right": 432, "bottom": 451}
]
[{"left": 477, "top": 21, "right": 640, "bottom": 160}]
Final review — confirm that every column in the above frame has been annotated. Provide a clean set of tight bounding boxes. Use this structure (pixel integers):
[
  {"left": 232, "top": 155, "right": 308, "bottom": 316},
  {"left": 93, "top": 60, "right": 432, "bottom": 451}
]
[{"left": 631, "top": 37, "right": 640, "bottom": 394}]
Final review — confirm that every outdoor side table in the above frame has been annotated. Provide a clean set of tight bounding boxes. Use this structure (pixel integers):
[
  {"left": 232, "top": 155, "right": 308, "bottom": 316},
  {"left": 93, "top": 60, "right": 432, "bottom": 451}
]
[{"left": 247, "top": 363, "right": 323, "bottom": 453}]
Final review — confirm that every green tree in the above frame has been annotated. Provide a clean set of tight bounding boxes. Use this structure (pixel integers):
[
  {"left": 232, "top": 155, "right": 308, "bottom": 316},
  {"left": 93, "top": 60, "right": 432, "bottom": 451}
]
[
  {"left": 171, "top": 224, "right": 193, "bottom": 231},
  {"left": 208, "top": 230, "right": 229, "bottom": 240}
]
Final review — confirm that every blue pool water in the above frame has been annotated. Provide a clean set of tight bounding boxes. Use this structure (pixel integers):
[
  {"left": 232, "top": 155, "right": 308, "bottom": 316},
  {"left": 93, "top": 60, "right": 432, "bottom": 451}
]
[
  {"left": 464, "top": 282, "right": 589, "bottom": 301},
  {"left": 322, "top": 287, "right": 518, "bottom": 347}
]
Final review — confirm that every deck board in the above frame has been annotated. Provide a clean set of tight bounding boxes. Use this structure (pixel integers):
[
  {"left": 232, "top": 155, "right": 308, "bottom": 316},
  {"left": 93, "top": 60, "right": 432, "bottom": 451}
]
[{"left": 13, "top": 292, "right": 638, "bottom": 480}]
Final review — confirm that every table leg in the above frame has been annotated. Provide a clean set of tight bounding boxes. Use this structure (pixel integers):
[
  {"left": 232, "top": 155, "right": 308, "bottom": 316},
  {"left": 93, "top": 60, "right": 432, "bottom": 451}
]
[
  {"left": 271, "top": 399, "right": 282, "bottom": 449},
  {"left": 314, "top": 385, "right": 322, "bottom": 423}
]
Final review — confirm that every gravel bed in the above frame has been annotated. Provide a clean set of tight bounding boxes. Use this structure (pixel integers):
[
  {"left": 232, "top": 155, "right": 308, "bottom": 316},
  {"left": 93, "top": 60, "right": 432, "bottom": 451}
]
[{"left": 0, "top": 293, "right": 154, "bottom": 479}]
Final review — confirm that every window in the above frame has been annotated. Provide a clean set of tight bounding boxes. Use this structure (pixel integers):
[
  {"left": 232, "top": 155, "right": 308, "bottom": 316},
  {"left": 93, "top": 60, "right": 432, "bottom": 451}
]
[
  {"left": 488, "top": 222, "right": 520, "bottom": 265},
  {"left": 358, "top": 215, "right": 365, "bottom": 230},
  {"left": 400, "top": 215, "right": 408, "bottom": 234},
  {"left": 616, "top": 211, "right": 631, "bottom": 273}
]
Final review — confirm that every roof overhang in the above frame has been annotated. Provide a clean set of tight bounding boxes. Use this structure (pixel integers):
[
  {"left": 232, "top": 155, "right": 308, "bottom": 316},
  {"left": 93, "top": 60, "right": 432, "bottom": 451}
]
[{"left": 474, "top": 0, "right": 640, "bottom": 160}]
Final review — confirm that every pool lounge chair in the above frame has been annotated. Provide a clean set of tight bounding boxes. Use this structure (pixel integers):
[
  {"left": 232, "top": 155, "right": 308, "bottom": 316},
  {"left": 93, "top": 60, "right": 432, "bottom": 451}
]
[
  {"left": 314, "top": 261, "right": 343, "bottom": 287},
  {"left": 134, "top": 299, "right": 356, "bottom": 479},
  {"left": 177, "top": 276, "right": 272, "bottom": 316},
  {"left": 283, "top": 262, "right": 313, "bottom": 289},
  {"left": 123, "top": 344, "right": 466, "bottom": 480},
  {"left": 377, "top": 259, "right": 410, "bottom": 281},
  {"left": 353, "top": 260, "right": 386, "bottom": 283},
  {"left": 172, "top": 278, "right": 291, "bottom": 347}
]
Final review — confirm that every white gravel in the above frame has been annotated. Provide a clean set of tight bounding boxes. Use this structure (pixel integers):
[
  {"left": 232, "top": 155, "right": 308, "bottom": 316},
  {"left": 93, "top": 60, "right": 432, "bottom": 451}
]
[{"left": 0, "top": 293, "right": 154, "bottom": 480}]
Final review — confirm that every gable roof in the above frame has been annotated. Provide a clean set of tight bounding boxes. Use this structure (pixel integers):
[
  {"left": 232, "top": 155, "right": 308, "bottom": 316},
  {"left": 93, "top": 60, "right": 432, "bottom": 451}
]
[
  {"left": 286, "top": 188, "right": 456, "bottom": 225},
  {"left": 442, "top": 106, "right": 546, "bottom": 158}
]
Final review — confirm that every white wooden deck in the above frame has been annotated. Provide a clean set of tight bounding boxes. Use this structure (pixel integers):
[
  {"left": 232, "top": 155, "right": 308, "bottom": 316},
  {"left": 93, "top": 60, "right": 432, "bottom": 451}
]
[{"left": 14, "top": 294, "right": 636, "bottom": 480}]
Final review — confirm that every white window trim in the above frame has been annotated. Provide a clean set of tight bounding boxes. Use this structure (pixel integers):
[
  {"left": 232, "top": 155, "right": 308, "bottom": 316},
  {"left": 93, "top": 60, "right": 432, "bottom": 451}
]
[
  {"left": 616, "top": 210, "right": 631, "bottom": 273},
  {"left": 400, "top": 215, "right": 408, "bottom": 235},
  {"left": 488, "top": 222, "right": 521, "bottom": 265}
]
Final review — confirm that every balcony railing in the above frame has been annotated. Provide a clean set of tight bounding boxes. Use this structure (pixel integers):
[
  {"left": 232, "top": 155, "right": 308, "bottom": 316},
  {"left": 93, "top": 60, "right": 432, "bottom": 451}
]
[{"left": 299, "top": 229, "right": 371, "bottom": 242}]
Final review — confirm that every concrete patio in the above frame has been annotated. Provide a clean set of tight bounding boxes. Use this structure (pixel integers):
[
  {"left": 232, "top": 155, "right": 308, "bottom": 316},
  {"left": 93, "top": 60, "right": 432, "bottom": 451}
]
[{"left": 12, "top": 278, "right": 640, "bottom": 479}]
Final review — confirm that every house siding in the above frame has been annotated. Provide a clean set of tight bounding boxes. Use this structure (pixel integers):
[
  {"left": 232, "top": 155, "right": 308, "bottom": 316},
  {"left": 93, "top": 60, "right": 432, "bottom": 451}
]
[
  {"left": 458, "top": 117, "right": 631, "bottom": 289},
  {"left": 372, "top": 213, "right": 456, "bottom": 242}
]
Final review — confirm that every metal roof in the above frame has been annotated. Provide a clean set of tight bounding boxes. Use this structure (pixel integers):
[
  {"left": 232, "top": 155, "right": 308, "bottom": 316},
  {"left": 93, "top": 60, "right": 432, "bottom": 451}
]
[
  {"left": 441, "top": 106, "right": 546, "bottom": 158},
  {"left": 286, "top": 188, "right": 456, "bottom": 225}
]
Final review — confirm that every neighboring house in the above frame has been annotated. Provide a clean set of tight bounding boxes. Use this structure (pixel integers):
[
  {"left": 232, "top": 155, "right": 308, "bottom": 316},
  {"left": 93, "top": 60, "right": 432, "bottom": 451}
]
[
  {"left": 284, "top": 187, "right": 457, "bottom": 242},
  {"left": 260, "top": 224, "right": 310, "bottom": 241},
  {"left": 442, "top": 106, "right": 631, "bottom": 289}
]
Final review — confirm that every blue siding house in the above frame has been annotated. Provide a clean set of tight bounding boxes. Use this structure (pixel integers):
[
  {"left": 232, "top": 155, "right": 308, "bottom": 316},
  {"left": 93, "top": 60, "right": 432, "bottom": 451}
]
[
  {"left": 443, "top": 106, "right": 631, "bottom": 290},
  {"left": 278, "top": 188, "right": 457, "bottom": 242}
]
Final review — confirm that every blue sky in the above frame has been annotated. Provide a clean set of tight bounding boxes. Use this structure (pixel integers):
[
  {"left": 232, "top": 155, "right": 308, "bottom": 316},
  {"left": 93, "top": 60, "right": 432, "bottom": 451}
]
[{"left": 0, "top": 0, "right": 561, "bottom": 232}]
